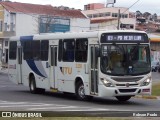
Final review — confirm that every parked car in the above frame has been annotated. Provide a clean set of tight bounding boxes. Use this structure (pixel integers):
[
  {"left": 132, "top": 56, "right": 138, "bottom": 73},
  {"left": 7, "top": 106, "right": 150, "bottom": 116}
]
[
  {"left": 158, "top": 63, "right": 160, "bottom": 73},
  {"left": 151, "top": 61, "right": 160, "bottom": 72}
]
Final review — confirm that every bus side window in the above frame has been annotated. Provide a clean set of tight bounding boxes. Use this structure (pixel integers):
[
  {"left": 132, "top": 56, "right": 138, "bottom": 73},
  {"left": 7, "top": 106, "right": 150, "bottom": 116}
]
[
  {"left": 32, "top": 40, "right": 40, "bottom": 60},
  {"left": 41, "top": 40, "right": 49, "bottom": 61},
  {"left": 75, "top": 38, "right": 88, "bottom": 62},
  {"left": 63, "top": 39, "right": 75, "bottom": 62}
]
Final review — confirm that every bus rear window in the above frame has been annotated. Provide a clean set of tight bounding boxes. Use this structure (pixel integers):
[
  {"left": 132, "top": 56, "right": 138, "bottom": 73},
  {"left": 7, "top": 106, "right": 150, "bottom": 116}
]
[{"left": 9, "top": 41, "right": 17, "bottom": 60}]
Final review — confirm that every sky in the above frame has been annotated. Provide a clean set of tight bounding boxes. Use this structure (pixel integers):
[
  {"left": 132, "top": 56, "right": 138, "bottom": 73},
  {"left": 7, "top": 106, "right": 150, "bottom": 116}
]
[{"left": 9, "top": 0, "right": 160, "bottom": 15}]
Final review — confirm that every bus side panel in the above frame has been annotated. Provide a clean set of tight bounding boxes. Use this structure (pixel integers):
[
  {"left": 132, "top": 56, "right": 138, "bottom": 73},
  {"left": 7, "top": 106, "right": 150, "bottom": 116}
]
[
  {"left": 21, "top": 59, "right": 50, "bottom": 90},
  {"left": 57, "top": 62, "right": 90, "bottom": 95},
  {"left": 21, "top": 60, "right": 30, "bottom": 87},
  {"left": 8, "top": 59, "right": 18, "bottom": 84},
  {"left": 34, "top": 61, "right": 50, "bottom": 89},
  {"left": 8, "top": 41, "right": 19, "bottom": 85},
  {"left": 57, "top": 62, "right": 75, "bottom": 92}
]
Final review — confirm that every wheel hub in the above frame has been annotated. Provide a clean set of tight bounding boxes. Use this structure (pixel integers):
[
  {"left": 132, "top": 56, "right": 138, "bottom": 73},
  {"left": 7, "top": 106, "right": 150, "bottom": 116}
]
[{"left": 78, "top": 85, "right": 85, "bottom": 98}]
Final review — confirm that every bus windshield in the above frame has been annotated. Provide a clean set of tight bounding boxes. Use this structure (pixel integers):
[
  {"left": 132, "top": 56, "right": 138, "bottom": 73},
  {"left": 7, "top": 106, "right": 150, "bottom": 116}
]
[{"left": 101, "top": 44, "right": 151, "bottom": 76}]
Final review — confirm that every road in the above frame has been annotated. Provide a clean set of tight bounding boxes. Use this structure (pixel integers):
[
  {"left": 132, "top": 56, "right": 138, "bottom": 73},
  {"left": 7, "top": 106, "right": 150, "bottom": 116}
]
[{"left": 0, "top": 72, "right": 160, "bottom": 117}]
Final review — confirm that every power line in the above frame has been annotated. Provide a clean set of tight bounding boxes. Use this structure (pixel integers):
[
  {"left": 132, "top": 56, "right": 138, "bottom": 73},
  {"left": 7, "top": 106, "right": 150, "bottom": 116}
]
[{"left": 121, "top": 0, "right": 141, "bottom": 14}]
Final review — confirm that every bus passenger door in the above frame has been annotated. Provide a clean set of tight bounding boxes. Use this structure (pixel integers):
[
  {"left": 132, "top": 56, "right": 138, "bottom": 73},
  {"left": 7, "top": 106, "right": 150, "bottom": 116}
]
[
  {"left": 90, "top": 45, "right": 99, "bottom": 95},
  {"left": 49, "top": 45, "right": 58, "bottom": 89},
  {"left": 17, "top": 47, "right": 22, "bottom": 84}
]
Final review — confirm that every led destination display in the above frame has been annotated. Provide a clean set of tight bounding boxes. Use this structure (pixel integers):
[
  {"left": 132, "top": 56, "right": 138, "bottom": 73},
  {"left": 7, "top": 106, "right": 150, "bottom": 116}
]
[{"left": 101, "top": 32, "right": 149, "bottom": 43}]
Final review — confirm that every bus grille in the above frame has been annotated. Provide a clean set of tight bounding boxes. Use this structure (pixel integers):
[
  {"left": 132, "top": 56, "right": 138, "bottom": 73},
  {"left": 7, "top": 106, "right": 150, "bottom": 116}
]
[
  {"left": 111, "top": 77, "right": 143, "bottom": 82},
  {"left": 119, "top": 89, "right": 137, "bottom": 93},
  {"left": 116, "top": 83, "right": 138, "bottom": 86}
]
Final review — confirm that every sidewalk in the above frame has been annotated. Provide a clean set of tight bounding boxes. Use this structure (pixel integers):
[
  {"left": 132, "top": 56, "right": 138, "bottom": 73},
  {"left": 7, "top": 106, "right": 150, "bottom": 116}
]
[
  {"left": 0, "top": 62, "right": 8, "bottom": 74},
  {"left": 0, "top": 67, "right": 8, "bottom": 74}
]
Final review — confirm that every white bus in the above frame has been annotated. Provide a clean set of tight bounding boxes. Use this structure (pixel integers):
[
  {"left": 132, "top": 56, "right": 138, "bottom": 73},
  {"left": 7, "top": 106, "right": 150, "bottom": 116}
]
[{"left": 8, "top": 30, "right": 151, "bottom": 101}]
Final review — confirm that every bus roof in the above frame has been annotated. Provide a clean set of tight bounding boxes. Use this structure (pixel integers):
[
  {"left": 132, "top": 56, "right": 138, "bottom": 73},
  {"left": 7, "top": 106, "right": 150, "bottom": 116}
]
[{"left": 10, "top": 30, "right": 147, "bottom": 41}]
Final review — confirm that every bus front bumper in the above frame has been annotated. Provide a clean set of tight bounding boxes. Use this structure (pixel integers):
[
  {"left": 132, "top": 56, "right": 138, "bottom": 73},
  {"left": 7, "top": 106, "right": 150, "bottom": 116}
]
[{"left": 98, "top": 84, "right": 152, "bottom": 97}]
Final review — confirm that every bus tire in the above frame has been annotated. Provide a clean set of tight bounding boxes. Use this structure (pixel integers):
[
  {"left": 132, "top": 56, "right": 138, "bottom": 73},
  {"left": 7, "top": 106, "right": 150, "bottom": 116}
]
[
  {"left": 116, "top": 96, "right": 131, "bottom": 102},
  {"left": 37, "top": 88, "right": 45, "bottom": 94},
  {"left": 29, "top": 75, "right": 38, "bottom": 94},
  {"left": 76, "top": 81, "right": 92, "bottom": 101}
]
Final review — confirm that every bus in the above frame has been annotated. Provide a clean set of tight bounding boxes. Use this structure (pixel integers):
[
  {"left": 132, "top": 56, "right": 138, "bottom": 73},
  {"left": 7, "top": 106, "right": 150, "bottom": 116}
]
[{"left": 8, "top": 30, "right": 151, "bottom": 101}]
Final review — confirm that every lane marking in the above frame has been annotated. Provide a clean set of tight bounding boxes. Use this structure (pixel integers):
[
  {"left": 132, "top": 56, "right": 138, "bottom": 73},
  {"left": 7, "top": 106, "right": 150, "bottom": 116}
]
[
  {"left": 28, "top": 106, "right": 79, "bottom": 110},
  {"left": 0, "top": 85, "right": 7, "bottom": 88},
  {"left": 0, "top": 104, "right": 50, "bottom": 108},
  {"left": 0, "top": 100, "right": 133, "bottom": 111}
]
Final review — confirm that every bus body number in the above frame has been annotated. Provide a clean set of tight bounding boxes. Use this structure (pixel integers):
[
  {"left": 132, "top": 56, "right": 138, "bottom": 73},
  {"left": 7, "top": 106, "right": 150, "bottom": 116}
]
[
  {"left": 76, "top": 64, "right": 82, "bottom": 68},
  {"left": 60, "top": 67, "right": 72, "bottom": 75}
]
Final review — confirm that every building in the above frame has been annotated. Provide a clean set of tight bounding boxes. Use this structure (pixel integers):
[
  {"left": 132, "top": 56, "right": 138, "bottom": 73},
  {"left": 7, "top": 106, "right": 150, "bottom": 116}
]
[
  {"left": 84, "top": 3, "right": 105, "bottom": 10},
  {"left": 90, "top": 18, "right": 118, "bottom": 30},
  {"left": 149, "top": 34, "right": 160, "bottom": 51},
  {"left": 82, "top": 3, "right": 136, "bottom": 30},
  {"left": 0, "top": 1, "right": 90, "bottom": 64}
]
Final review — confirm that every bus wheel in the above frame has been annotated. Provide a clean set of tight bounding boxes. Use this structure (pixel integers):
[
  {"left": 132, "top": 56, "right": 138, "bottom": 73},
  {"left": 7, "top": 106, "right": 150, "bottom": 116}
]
[
  {"left": 76, "top": 82, "right": 92, "bottom": 101},
  {"left": 29, "top": 75, "right": 38, "bottom": 94},
  {"left": 116, "top": 96, "right": 131, "bottom": 102}
]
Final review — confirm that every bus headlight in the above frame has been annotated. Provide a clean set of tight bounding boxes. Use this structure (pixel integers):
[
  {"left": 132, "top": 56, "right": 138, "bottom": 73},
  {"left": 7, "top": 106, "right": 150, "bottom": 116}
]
[
  {"left": 141, "top": 77, "right": 151, "bottom": 86},
  {"left": 100, "top": 78, "right": 114, "bottom": 87}
]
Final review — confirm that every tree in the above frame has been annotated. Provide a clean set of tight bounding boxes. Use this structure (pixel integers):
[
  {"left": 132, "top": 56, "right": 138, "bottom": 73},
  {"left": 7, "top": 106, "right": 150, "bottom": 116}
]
[
  {"left": 152, "top": 13, "right": 157, "bottom": 21},
  {"left": 39, "top": 15, "right": 53, "bottom": 33},
  {"left": 135, "top": 10, "right": 142, "bottom": 18},
  {"left": 143, "top": 12, "right": 151, "bottom": 19}
]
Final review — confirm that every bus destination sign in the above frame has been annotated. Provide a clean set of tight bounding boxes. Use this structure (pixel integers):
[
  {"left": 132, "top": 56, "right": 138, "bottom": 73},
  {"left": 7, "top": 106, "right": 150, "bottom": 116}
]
[
  {"left": 101, "top": 33, "right": 148, "bottom": 43},
  {"left": 107, "top": 35, "right": 143, "bottom": 41}
]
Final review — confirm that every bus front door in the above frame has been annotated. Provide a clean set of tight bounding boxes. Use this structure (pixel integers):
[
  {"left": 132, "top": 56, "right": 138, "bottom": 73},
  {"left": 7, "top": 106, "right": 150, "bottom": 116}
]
[
  {"left": 17, "top": 47, "right": 22, "bottom": 84},
  {"left": 90, "top": 45, "right": 99, "bottom": 95},
  {"left": 49, "top": 46, "right": 58, "bottom": 89}
]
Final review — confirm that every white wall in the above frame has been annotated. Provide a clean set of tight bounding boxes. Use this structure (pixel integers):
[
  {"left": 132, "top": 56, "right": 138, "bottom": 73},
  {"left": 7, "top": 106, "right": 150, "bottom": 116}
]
[
  {"left": 15, "top": 14, "right": 90, "bottom": 35},
  {"left": 90, "top": 18, "right": 136, "bottom": 30},
  {"left": 120, "top": 18, "right": 136, "bottom": 29},
  {"left": 91, "top": 19, "right": 118, "bottom": 30},
  {"left": 70, "top": 18, "right": 90, "bottom": 32},
  {"left": 16, "top": 13, "right": 39, "bottom": 36}
]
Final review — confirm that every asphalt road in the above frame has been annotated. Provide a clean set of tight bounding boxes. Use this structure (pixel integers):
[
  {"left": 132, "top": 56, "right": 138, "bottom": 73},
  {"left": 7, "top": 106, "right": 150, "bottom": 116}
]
[{"left": 0, "top": 72, "right": 160, "bottom": 117}]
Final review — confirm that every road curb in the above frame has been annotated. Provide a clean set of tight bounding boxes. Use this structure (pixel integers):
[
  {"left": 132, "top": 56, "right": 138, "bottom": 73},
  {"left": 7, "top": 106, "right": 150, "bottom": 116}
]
[
  {"left": 135, "top": 95, "right": 159, "bottom": 100},
  {"left": 157, "top": 96, "right": 160, "bottom": 100}
]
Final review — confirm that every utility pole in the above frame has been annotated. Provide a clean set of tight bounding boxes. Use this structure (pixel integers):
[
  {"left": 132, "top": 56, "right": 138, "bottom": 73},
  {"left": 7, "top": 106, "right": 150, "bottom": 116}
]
[{"left": 117, "top": 9, "right": 120, "bottom": 30}]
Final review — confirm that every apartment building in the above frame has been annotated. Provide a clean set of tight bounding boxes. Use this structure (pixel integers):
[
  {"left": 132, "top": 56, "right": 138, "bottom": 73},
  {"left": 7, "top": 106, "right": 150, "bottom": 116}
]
[{"left": 82, "top": 3, "right": 136, "bottom": 30}]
